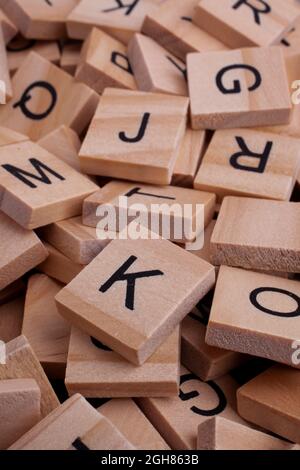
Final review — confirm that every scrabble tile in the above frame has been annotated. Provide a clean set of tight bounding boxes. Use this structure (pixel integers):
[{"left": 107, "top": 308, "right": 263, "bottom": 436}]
[
  {"left": 193, "top": 0, "right": 300, "bottom": 48},
  {"left": 211, "top": 197, "right": 300, "bottom": 273},
  {"left": 0, "top": 9, "right": 18, "bottom": 44},
  {"left": 9, "top": 393, "right": 103, "bottom": 450},
  {"left": 128, "top": 33, "right": 187, "bottom": 96},
  {"left": 0, "top": 140, "right": 98, "bottom": 229},
  {"left": 194, "top": 129, "right": 300, "bottom": 202},
  {"left": 187, "top": 220, "right": 216, "bottom": 264},
  {"left": 0, "top": 26, "right": 11, "bottom": 101},
  {"left": 67, "top": 0, "right": 166, "bottom": 44},
  {"left": 142, "top": 0, "right": 227, "bottom": 61},
  {"left": 136, "top": 365, "right": 244, "bottom": 450},
  {"left": 0, "top": 211, "right": 47, "bottom": 290},
  {"left": 39, "top": 216, "right": 111, "bottom": 264},
  {"left": 82, "top": 180, "right": 216, "bottom": 243},
  {"left": 55, "top": 238, "right": 215, "bottom": 365},
  {"left": 0, "top": 297, "right": 24, "bottom": 343},
  {"left": 75, "top": 28, "right": 136, "bottom": 94},
  {"left": 172, "top": 128, "right": 206, "bottom": 188},
  {"left": 0, "top": 51, "right": 99, "bottom": 141},
  {"left": 79, "top": 88, "right": 189, "bottom": 185},
  {"left": 197, "top": 416, "right": 295, "bottom": 450},
  {"left": 22, "top": 274, "right": 70, "bottom": 379},
  {"left": 60, "top": 40, "right": 81, "bottom": 75},
  {"left": 0, "top": 335, "right": 59, "bottom": 417},
  {"left": 7, "top": 36, "right": 61, "bottom": 74},
  {"left": 188, "top": 47, "right": 292, "bottom": 130},
  {"left": 206, "top": 266, "right": 300, "bottom": 368},
  {"left": 281, "top": 18, "right": 300, "bottom": 56},
  {"left": 0, "top": 279, "right": 25, "bottom": 306},
  {"left": 0, "top": 0, "right": 79, "bottom": 39},
  {"left": 182, "top": 309, "right": 247, "bottom": 381},
  {"left": 37, "top": 242, "right": 84, "bottom": 285},
  {"left": 38, "top": 125, "right": 81, "bottom": 172},
  {"left": 237, "top": 364, "right": 300, "bottom": 443},
  {"left": 99, "top": 399, "right": 169, "bottom": 450},
  {"left": 0, "top": 379, "right": 41, "bottom": 450},
  {"left": 73, "top": 419, "right": 134, "bottom": 450},
  {"left": 65, "top": 326, "right": 180, "bottom": 397}
]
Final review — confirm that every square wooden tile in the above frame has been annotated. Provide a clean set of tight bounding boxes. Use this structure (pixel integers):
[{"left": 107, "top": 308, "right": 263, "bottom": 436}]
[
  {"left": 211, "top": 197, "right": 300, "bottom": 273},
  {"left": 73, "top": 419, "right": 134, "bottom": 450},
  {"left": 55, "top": 238, "right": 215, "bottom": 365},
  {"left": 188, "top": 47, "right": 292, "bottom": 130},
  {"left": 38, "top": 125, "right": 81, "bottom": 172},
  {"left": 37, "top": 242, "right": 84, "bottom": 285},
  {"left": 206, "top": 266, "right": 300, "bottom": 368},
  {"left": 79, "top": 88, "right": 189, "bottom": 185}
]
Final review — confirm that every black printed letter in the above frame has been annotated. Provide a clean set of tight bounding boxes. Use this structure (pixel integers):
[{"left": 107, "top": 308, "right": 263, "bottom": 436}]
[
  {"left": 119, "top": 112, "right": 150, "bottom": 143},
  {"left": 13, "top": 81, "right": 57, "bottom": 120},
  {"left": 233, "top": 0, "right": 271, "bottom": 25},
  {"left": 230, "top": 136, "right": 272, "bottom": 173},
  {"left": 102, "top": 0, "right": 140, "bottom": 16},
  {"left": 250, "top": 287, "right": 300, "bottom": 318},
  {"left": 216, "top": 64, "right": 262, "bottom": 94},
  {"left": 2, "top": 158, "right": 65, "bottom": 189},
  {"left": 111, "top": 51, "right": 133, "bottom": 74}
]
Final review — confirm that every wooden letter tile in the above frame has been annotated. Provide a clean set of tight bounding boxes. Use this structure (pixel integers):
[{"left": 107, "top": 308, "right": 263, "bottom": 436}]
[
  {"left": 0, "top": 378, "right": 41, "bottom": 450},
  {"left": 137, "top": 365, "right": 244, "bottom": 450},
  {"left": 193, "top": 0, "right": 300, "bottom": 48},
  {"left": 82, "top": 180, "right": 216, "bottom": 243},
  {"left": 197, "top": 416, "right": 295, "bottom": 450},
  {"left": 0, "top": 335, "right": 59, "bottom": 417},
  {"left": 0, "top": 211, "right": 47, "bottom": 290},
  {"left": 206, "top": 266, "right": 300, "bottom": 368},
  {"left": 0, "top": 51, "right": 99, "bottom": 141},
  {"left": 99, "top": 399, "right": 169, "bottom": 450},
  {"left": 188, "top": 47, "right": 292, "bottom": 130},
  {"left": 0, "top": 140, "right": 98, "bottom": 229},
  {"left": 22, "top": 274, "right": 70, "bottom": 379},
  {"left": 237, "top": 364, "right": 300, "bottom": 443},
  {"left": 0, "top": 0, "right": 79, "bottom": 39},
  {"left": 210, "top": 197, "right": 300, "bottom": 273},
  {"left": 75, "top": 27, "right": 136, "bottom": 94},
  {"left": 194, "top": 128, "right": 300, "bottom": 202},
  {"left": 128, "top": 33, "right": 187, "bottom": 96},
  {"left": 37, "top": 242, "right": 84, "bottom": 285},
  {"left": 38, "top": 125, "right": 81, "bottom": 172},
  {"left": 79, "top": 88, "right": 189, "bottom": 185},
  {"left": 67, "top": 0, "right": 165, "bottom": 43},
  {"left": 65, "top": 326, "right": 180, "bottom": 397},
  {"left": 55, "top": 238, "right": 215, "bottom": 365},
  {"left": 73, "top": 419, "right": 134, "bottom": 450},
  {"left": 0, "top": 296, "right": 24, "bottom": 343},
  {"left": 9, "top": 394, "right": 103, "bottom": 450},
  {"left": 142, "top": 0, "right": 227, "bottom": 61}
]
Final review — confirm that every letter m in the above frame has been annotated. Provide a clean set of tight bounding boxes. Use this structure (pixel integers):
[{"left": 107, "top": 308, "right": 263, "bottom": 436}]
[{"left": 2, "top": 158, "right": 65, "bottom": 189}]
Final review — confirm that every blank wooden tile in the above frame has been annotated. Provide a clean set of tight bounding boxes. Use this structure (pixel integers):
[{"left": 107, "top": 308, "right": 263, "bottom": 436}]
[
  {"left": 172, "top": 128, "right": 206, "bottom": 188},
  {"left": 206, "top": 266, "right": 300, "bottom": 368},
  {"left": 99, "top": 399, "right": 169, "bottom": 450},
  {"left": 37, "top": 242, "right": 84, "bottom": 285},
  {"left": 60, "top": 40, "right": 81, "bottom": 75},
  {"left": 237, "top": 364, "right": 300, "bottom": 443},
  {"left": 211, "top": 197, "right": 300, "bottom": 273},
  {"left": 79, "top": 88, "right": 189, "bottom": 185},
  {"left": 188, "top": 47, "right": 292, "bottom": 130},
  {"left": 0, "top": 51, "right": 99, "bottom": 141},
  {"left": 0, "top": 25, "right": 12, "bottom": 101},
  {"left": 76, "top": 28, "right": 136, "bottom": 94},
  {"left": 82, "top": 180, "right": 216, "bottom": 243},
  {"left": 39, "top": 216, "right": 111, "bottom": 264},
  {"left": 9, "top": 393, "right": 103, "bottom": 450},
  {"left": 22, "top": 274, "right": 70, "bottom": 379},
  {"left": 0, "top": 9, "right": 18, "bottom": 44},
  {"left": 182, "top": 309, "right": 247, "bottom": 382},
  {"left": 0, "top": 0, "right": 79, "bottom": 39},
  {"left": 0, "top": 378, "right": 41, "bottom": 450},
  {"left": 38, "top": 125, "right": 81, "bottom": 172},
  {"left": 73, "top": 419, "right": 134, "bottom": 450},
  {"left": 194, "top": 128, "right": 300, "bottom": 202},
  {"left": 67, "top": 0, "right": 165, "bottom": 43},
  {"left": 65, "top": 326, "right": 179, "bottom": 397},
  {"left": 128, "top": 33, "right": 187, "bottom": 96},
  {"left": 0, "top": 335, "right": 59, "bottom": 417},
  {"left": 0, "top": 211, "right": 47, "bottom": 290},
  {"left": 0, "top": 296, "right": 24, "bottom": 343},
  {"left": 56, "top": 238, "right": 215, "bottom": 365},
  {"left": 137, "top": 365, "right": 244, "bottom": 450},
  {"left": 0, "top": 140, "right": 98, "bottom": 229},
  {"left": 197, "top": 416, "right": 295, "bottom": 450},
  {"left": 142, "top": 0, "right": 227, "bottom": 61},
  {"left": 7, "top": 36, "right": 61, "bottom": 74},
  {"left": 0, "top": 279, "right": 25, "bottom": 306},
  {"left": 193, "top": 0, "right": 300, "bottom": 48}
]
